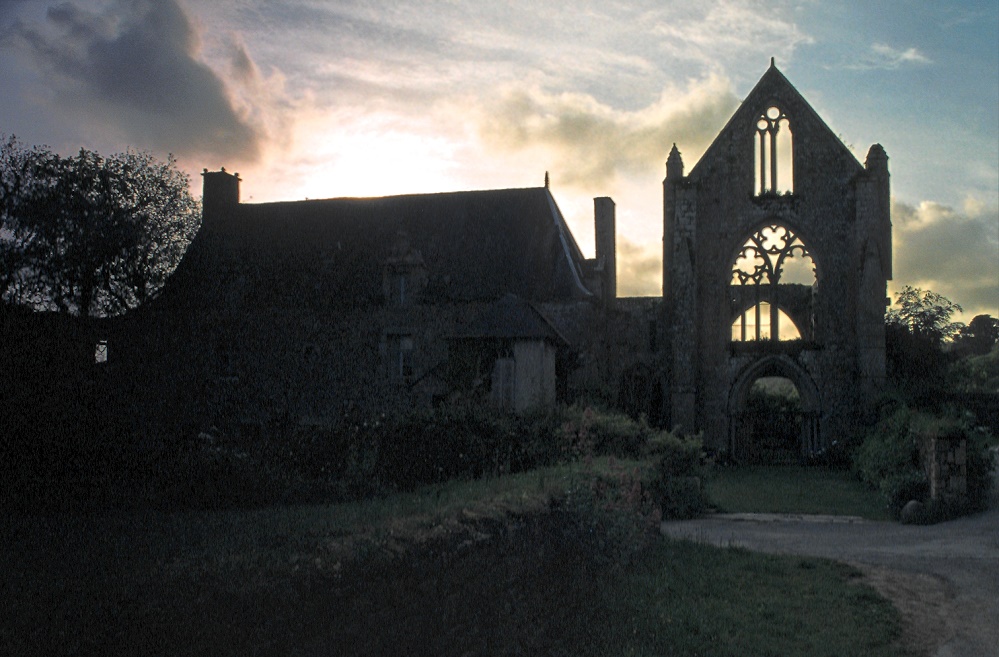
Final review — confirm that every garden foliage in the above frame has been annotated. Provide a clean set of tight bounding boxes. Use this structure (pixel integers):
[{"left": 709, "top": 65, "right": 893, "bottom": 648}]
[{"left": 854, "top": 403, "right": 995, "bottom": 520}]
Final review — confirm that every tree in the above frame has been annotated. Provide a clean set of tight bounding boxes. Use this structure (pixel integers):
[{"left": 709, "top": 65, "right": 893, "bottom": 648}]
[
  {"left": 885, "top": 286, "right": 965, "bottom": 345},
  {"left": 884, "top": 286, "right": 965, "bottom": 394},
  {"left": 0, "top": 136, "right": 200, "bottom": 316},
  {"left": 954, "top": 314, "right": 999, "bottom": 357}
]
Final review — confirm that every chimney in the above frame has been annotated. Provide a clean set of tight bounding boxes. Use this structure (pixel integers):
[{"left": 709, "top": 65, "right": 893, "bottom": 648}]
[
  {"left": 594, "top": 196, "right": 616, "bottom": 308},
  {"left": 201, "top": 168, "right": 240, "bottom": 228}
]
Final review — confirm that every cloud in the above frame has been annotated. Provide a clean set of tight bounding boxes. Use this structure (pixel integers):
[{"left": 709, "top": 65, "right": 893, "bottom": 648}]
[
  {"left": 8, "top": 0, "right": 265, "bottom": 161},
  {"left": 474, "top": 74, "right": 739, "bottom": 188},
  {"left": 891, "top": 198, "right": 999, "bottom": 317},
  {"left": 651, "top": 0, "right": 814, "bottom": 68},
  {"left": 841, "top": 43, "right": 933, "bottom": 70},
  {"left": 617, "top": 237, "right": 662, "bottom": 297}
]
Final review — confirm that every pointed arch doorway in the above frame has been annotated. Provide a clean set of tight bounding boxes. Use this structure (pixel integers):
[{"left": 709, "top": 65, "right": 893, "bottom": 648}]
[{"left": 728, "top": 356, "right": 820, "bottom": 464}]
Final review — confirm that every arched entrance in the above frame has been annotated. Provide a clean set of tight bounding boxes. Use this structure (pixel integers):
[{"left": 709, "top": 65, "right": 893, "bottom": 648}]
[{"left": 728, "top": 356, "right": 820, "bottom": 463}]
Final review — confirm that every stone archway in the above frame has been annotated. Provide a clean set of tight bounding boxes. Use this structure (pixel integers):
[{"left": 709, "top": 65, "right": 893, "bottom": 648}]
[{"left": 727, "top": 355, "right": 820, "bottom": 463}]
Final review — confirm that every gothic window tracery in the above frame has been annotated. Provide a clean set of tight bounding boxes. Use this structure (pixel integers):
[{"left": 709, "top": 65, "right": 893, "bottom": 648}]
[{"left": 730, "top": 224, "right": 815, "bottom": 342}]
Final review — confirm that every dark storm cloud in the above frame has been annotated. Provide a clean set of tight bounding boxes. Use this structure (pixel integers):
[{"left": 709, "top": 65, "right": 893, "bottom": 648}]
[{"left": 11, "top": 0, "right": 261, "bottom": 161}]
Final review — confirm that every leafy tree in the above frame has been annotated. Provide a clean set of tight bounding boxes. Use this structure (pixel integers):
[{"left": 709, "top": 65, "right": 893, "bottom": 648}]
[
  {"left": 886, "top": 286, "right": 964, "bottom": 345},
  {"left": 954, "top": 314, "right": 999, "bottom": 357},
  {"left": 884, "top": 286, "right": 964, "bottom": 395},
  {"left": 0, "top": 136, "right": 200, "bottom": 316}
]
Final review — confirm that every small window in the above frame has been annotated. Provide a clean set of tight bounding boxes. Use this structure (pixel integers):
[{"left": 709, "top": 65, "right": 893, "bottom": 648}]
[
  {"left": 391, "top": 272, "right": 407, "bottom": 306},
  {"left": 95, "top": 340, "right": 108, "bottom": 364}
]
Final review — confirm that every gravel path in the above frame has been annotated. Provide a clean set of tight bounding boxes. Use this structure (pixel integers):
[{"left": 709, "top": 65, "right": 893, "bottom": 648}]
[{"left": 661, "top": 477, "right": 999, "bottom": 657}]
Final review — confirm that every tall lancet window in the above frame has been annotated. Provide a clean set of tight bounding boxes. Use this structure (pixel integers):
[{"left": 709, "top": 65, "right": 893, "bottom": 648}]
[{"left": 755, "top": 106, "right": 793, "bottom": 194}]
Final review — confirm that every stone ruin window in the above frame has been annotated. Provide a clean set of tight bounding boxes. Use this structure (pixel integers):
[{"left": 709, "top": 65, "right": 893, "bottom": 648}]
[
  {"left": 755, "top": 106, "right": 793, "bottom": 195},
  {"left": 730, "top": 224, "right": 815, "bottom": 342}
]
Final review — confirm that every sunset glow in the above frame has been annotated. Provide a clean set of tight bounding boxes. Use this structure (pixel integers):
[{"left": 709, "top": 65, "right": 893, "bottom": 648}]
[{"left": 1, "top": 0, "right": 995, "bottom": 318}]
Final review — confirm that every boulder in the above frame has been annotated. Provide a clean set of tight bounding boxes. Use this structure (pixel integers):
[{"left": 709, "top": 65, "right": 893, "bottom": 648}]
[{"left": 899, "top": 499, "right": 925, "bottom": 525}]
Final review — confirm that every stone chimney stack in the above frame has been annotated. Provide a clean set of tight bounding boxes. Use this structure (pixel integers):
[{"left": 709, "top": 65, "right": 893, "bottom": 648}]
[
  {"left": 594, "top": 196, "right": 616, "bottom": 309},
  {"left": 201, "top": 168, "right": 240, "bottom": 229}
]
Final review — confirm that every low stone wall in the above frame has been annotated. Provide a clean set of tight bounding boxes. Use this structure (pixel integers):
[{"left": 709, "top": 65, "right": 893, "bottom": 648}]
[{"left": 918, "top": 430, "right": 967, "bottom": 502}]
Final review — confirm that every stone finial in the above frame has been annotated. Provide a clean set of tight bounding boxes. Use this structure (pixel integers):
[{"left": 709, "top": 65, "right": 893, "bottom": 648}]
[
  {"left": 544, "top": 171, "right": 550, "bottom": 188},
  {"left": 666, "top": 143, "right": 684, "bottom": 179},
  {"left": 865, "top": 143, "right": 888, "bottom": 170},
  {"left": 770, "top": 56, "right": 775, "bottom": 68}
]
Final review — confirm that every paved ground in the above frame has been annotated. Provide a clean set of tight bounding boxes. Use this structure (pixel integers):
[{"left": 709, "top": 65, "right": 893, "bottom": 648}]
[{"left": 661, "top": 475, "right": 999, "bottom": 657}]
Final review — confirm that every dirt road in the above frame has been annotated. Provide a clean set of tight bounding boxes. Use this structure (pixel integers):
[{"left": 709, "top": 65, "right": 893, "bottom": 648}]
[{"left": 661, "top": 479, "right": 999, "bottom": 657}]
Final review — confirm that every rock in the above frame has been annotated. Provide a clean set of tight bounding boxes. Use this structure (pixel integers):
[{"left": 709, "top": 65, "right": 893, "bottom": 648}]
[{"left": 900, "top": 500, "right": 925, "bottom": 525}]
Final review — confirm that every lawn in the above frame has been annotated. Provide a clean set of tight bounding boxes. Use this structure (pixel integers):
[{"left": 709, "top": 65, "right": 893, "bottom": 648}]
[
  {"left": 706, "top": 465, "right": 892, "bottom": 520},
  {"left": 1, "top": 461, "right": 910, "bottom": 656}
]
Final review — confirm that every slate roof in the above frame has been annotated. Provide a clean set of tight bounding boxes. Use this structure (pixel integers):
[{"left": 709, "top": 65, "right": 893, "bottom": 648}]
[
  {"left": 452, "top": 294, "right": 569, "bottom": 345},
  {"left": 166, "top": 185, "right": 594, "bottom": 311}
]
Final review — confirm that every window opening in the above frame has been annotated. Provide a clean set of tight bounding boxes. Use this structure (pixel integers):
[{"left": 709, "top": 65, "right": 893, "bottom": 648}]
[
  {"left": 95, "top": 340, "right": 108, "bottom": 364},
  {"left": 731, "top": 304, "right": 802, "bottom": 341},
  {"left": 387, "top": 334, "right": 414, "bottom": 382},
  {"left": 731, "top": 224, "right": 814, "bottom": 342},
  {"left": 755, "top": 106, "right": 793, "bottom": 194}
]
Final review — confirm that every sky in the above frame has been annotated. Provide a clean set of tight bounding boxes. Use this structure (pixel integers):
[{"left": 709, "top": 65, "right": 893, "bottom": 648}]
[{"left": 1, "top": 0, "right": 997, "bottom": 321}]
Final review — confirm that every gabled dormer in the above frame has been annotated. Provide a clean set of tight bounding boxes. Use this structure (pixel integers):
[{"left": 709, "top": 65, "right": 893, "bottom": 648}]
[{"left": 382, "top": 230, "right": 428, "bottom": 307}]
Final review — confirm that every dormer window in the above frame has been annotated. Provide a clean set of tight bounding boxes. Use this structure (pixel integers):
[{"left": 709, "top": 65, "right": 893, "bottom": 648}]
[
  {"left": 755, "top": 106, "right": 793, "bottom": 195},
  {"left": 382, "top": 230, "right": 427, "bottom": 306},
  {"left": 390, "top": 270, "right": 407, "bottom": 305}
]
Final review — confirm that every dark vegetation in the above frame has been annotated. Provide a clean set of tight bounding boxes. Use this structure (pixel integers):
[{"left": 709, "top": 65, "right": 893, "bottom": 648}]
[
  {"left": 851, "top": 287, "right": 997, "bottom": 521},
  {"left": 1, "top": 390, "right": 705, "bottom": 518},
  {"left": 741, "top": 379, "right": 804, "bottom": 465},
  {"left": 0, "top": 135, "right": 199, "bottom": 316},
  {"left": 1, "top": 463, "right": 909, "bottom": 657}
]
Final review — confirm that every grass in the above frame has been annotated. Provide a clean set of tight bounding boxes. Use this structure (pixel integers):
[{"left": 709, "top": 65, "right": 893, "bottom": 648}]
[
  {"left": 0, "top": 460, "right": 911, "bottom": 656},
  {"left": 706, "top": 465, "right": 892, "bottom": 520}
]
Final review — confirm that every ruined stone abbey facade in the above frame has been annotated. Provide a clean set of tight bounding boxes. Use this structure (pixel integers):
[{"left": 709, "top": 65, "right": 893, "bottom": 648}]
[{"left": 662, "top": 61, "right": 891, "bottom": 456}]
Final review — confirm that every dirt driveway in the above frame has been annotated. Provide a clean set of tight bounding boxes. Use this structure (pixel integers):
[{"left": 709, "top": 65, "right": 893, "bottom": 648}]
[{"left": 661, "top": 478, "right": 999, "bottom": 657}]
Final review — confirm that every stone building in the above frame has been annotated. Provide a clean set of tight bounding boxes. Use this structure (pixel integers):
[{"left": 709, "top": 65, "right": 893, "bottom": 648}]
[
  {"left": 101, "top": 173, "right": 623, "bottom": 435},
  {"left": 663, "top": 60, "right": 891, "bottom": 457}
]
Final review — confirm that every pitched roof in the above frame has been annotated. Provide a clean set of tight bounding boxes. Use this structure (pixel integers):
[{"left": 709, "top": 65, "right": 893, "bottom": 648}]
[
  {"left": 452, "top": 294, "right": 569, "bottom": 344},
  {"left": 162, "top": 185, "right": 595, "bottom": 311}
]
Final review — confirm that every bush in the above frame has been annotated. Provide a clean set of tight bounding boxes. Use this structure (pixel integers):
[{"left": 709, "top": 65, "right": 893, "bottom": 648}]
[
  {"left": 558, "top": 405, "right": 654, "bottom": 459},
  {"left": 853, "top": 405, "right": 918, "bottom": 490},
  {"left": 648, "top": 431, "right": 706, "bottom": 519}
]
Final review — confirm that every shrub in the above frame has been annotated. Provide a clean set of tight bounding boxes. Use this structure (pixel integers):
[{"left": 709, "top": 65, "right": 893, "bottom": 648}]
[
  {"left": 648, "top": 430, "right": 706, "bottom": 519},
  {"left": 557, "top": 405, "right": 654, "bottom": 459}
]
